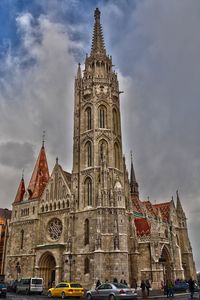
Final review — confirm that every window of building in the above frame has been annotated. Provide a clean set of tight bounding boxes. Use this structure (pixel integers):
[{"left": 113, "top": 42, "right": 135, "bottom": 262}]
[
  {"left": 86, "top": 107, "right": 92, "bottom": 130},
  {"left": 21, "top": 229, "right": 24, "bottom": 249},
  {"left": 113, "top": 108, "right": 118, "bottom": 135},
  {"left": 84, "top": 219, "right": 89, "bottom": 245},
  {"left": 99, "top": 140, "right": 108, "bottom": 162},
  {"left": 84, "top": 257, "right": 90, "bottom": 274},
  {"left": 85, "top": 178, "right": 92, "bottom": 206},
  {"left": 86, "top": 141, "right": 92, "bottom": 167},
  {"left": 114, "top": 143, "right": 120, "bottom": 169},
  {"left": 99, "top": 106, "right": 107, "bottom": 128}
]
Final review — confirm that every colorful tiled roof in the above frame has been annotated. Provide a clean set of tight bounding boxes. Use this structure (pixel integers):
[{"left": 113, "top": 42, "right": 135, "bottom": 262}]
[
  {"left": 27, "top": 145, "right": 49, "bottom": 199},
  {"left": 153, "top": 202, "right": 171, "bottom": 222},
  {"left": 134, "top": 218, "right": 151, "bottom": 236},
  {"left": 14, "top": 177, "right": 25, "bottom": 203}
]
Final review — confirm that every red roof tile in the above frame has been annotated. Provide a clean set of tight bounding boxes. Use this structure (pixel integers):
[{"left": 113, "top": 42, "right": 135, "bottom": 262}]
[
  {"left": 14, "top": 177, "right": 25, "bottom": 203},
  {"left": 134, "top": 218, "right": 151, "bottom": 236},
  {"left": 28, "top": 146, "right": 49, "bottom": 199},
  {"left": 153, "top": 202, "right": 171, "bottom": 222}
]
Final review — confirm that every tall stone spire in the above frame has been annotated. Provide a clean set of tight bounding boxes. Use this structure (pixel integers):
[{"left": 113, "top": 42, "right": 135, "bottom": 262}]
[
  {"left": 176, "top": 190, "right": 186, "bottom": 219},
  {"left": 90, "top": 8, "right": 106, "bottom": 57},
  {"left": 27, "top": 143, "right": 49, "bottom": 199},
  {"left": 130, "top": 151, "right": 139, "bottom": 197},
  {"left": 14, "top": 176, "right": 25, "bottom": 203}
]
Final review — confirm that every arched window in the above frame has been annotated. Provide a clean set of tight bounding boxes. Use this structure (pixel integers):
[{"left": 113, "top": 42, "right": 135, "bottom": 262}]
[
  {"left": 99, "top": 140, "right": 108, "bottom": 162},
  {"left": 58, "top": 202, "right": 61, "bottom": 209},
  {"left": 114, "top": 143, "right": 120, "bottom": 169},
  {"left": 84, "top": 219, "right": 89, "bottom": 245},
  {"left": 85, "top": 178, "right": 92, "bottom": 206},
  {"left": 113, "top": 109, "right": 118, "bottom": 135},
  {"left": 99, "top": 106, "right": 107, "bottom": 128},
  {"left": 86, "top": 141, "right": 92, "bottom": 167},
  {"left": 66, "top": 199, "right": 69, "bottom": 207},
  {"left": 54, "top": 202, "right": 56, "bottom": 210},
  {"left": 50, "top": 203, "right": 52, "bottom": 211},
  {"left": 86, "top": 107, "right": 92, "bottom": 130},
  {"left": 84, "top": 257, "right": 90, "bottom": 274},
  {"left": 41, "top": 205, "right": 44, "bottom": 213},
  {"left": 45, "top": 204, "right": 48, "bottom": 212},
  {"left": 21, "top": 229, "right": 24, "bottom": 249},
  {"left": 63, "top": 201, "right": 65, "bottom": 209}
]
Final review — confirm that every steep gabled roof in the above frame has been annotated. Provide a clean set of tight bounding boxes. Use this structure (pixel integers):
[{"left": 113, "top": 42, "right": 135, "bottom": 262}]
[
  {"left": 28, "top": 145, "right": 49, "bottom": 199},
  {"left": 14, "top": 177, "right": 25, "bottom": 203}
]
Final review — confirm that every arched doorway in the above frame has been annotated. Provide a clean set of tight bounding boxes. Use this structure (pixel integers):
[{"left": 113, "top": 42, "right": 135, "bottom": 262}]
[
  {"left": 160, "top": 246, "right": 172, "bottom": 282},
  {"left": 38, "top": 252, "right": 56, "bottom": 289}
]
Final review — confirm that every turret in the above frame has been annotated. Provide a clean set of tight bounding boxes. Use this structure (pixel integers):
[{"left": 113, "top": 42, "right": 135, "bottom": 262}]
[{"left": 130, "top": 151, "right": 139, "bottom": 198}]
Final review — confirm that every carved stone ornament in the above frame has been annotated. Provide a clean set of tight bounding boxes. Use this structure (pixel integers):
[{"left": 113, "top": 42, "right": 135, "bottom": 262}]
[{"left": 47, "top": 218, "right": 63, "bottom": 240}]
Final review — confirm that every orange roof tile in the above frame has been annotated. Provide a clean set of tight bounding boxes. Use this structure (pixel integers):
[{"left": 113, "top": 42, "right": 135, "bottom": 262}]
[
  {"left": 153, "top": 202, "right": 171, "bottom": 222},
  {"left": 14, "top": 178, "right": 25, "bottom": 203},
  {"left": 28, "top": 145, "right": 49, "bottom": 199},
  {"left": 134, "top": 218, "right": 151, "bottom": 236}
]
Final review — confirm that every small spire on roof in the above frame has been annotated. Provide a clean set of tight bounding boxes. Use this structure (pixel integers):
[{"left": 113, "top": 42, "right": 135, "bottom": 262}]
[
  {"left": 42, "top": 130, "right": 46, "bottom": 147},
  {"left": 76, "top": 63, "right": 82, "bottom": 79},
  {"left": 56, "top": 157, "right": 59, "bottom": 165},
  {"left": 14, "top": 176, "right": 26, "bottom": 203},
  {"left": 130, "top": 150, "right": 139, "bottom": 197}
]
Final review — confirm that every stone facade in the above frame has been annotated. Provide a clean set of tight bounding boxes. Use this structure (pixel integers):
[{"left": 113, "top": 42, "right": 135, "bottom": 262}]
[{"left": 5, "top": 8, "right": 196, "bottom": 289}]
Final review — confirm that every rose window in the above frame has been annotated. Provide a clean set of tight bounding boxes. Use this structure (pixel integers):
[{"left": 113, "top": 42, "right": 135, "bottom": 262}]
[{"left": 48, "top": 218, "right": 62, "bottom": 240}]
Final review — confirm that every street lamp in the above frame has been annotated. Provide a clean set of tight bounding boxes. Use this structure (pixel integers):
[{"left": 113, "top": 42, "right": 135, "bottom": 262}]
[{"left": 65, "top": 254, "right": 75, "bottom": 282}]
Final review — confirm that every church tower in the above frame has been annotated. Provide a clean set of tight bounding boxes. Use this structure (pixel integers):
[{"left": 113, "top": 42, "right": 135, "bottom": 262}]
[{"left": 71, "top": 8, "right": 131, "bottom": 286}]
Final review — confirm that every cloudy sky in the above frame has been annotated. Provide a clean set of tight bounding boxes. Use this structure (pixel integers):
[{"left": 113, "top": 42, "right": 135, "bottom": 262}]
[{"left": 0, "top": 0, "right": 199, "bottom": 270}]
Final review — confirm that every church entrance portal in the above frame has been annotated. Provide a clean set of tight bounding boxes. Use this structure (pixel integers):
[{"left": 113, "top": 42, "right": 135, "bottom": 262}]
[
  {"left": 38, "top": 252, "right": 56, "bottom": 289},
  {"left": 160, "top": 246, "right": 172, "bottom": 281}
]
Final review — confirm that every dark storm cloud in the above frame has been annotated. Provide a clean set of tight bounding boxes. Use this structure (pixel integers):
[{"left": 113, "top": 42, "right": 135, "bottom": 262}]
[{"left": 0, "top": 142, "right": 34, "bottom": 169}]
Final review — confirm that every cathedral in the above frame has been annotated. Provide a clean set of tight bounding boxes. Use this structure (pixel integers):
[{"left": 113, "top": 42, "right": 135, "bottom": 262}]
[{"left": 5, "top": 8, "right": 196, "bottom": 289}]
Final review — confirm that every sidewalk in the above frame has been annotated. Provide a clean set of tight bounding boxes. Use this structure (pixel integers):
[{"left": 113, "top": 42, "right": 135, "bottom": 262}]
[{"left": 137, "top": 290, "right": 200, "bottom": 299}]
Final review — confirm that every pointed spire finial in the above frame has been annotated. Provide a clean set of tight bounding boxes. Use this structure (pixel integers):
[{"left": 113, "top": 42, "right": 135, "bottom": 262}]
[
  {"left": 76, "top": 63, "right": 82, "bottom": 79},
  {"left": 42, "top": 130, "right": 46, "bottom": 147},
  {"left": 130, "top": 150, "right": 139, "bottom": 196},
  {"left": 22, "top": 168, "right": 24, "bottom": 179},
  {"left": 56, "top": 157, "right": 59, "bottom": 165},
  {"left": 90, "top": 7, "right": 106, "bottom": 56}
]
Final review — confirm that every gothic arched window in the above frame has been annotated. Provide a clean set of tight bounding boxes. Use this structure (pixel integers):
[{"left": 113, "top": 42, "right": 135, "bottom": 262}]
[
  {"left": 86, "top": 107, "right": 92, "bottom": 130},
  {"left": 84, "top": 219, "right": 89, "bottom": 245},
  {"left": 85, "top": 177, "right": 92, "bottom": 206},
  {"left": 21, "top": 229, "right": 24, "bottom": 249},
  {"left": 114, "top": 143, "right": 120, "bottom": 169},
  {"left": 113, "top": 108, "right": 118, "bottom": 135},
  {"left": 99, "top": 140, "right": 108, "bottom": 163},
  {"left": 86, "top": 141, "right": 92, "bottom": 167},
  {"left": 99, "top": 106, "right": 107, "bottom": 128},
  {"left": 84, "top": 257, "right": 90, "bottom": 274}
]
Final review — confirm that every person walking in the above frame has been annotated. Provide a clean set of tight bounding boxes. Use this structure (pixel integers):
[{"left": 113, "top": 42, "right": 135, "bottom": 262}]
[
  {"left": 141, "top": 280, "right": 147, "bottom": 299},
  {"left": 145, "top": 279, "right": 151, "bottom": 296},
  {"left": 96, "top": 279, "right": 101, "bottom": 288},
  {"left": 167, "top": 280, "right": 174, "bottom": 298},
  {"left": 188, "top": 278, "right": 195, "bottom": 299}
]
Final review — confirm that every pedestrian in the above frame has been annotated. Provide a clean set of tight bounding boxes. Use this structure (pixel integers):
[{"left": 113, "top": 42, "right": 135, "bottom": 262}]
[
  {"left": 145, "top": 279, "right": 151, "bottom": 296},
  {"left": 188, "top": 278, "right": 195, "bottom": 299},
  {"left": 123, "top": 280, "right": 127, "bottom": 286},
  {"left": 131, "top": 278, "right": 137, "bottom": 289},
  {"left": 141, "top": 280, "right": 147, "bottom": 299},
  {"left": 96, "top": 279, "right": 101, "bottom": 288},
  {"left": 167, "top": 280, "right": 174, "bottom": 298}
]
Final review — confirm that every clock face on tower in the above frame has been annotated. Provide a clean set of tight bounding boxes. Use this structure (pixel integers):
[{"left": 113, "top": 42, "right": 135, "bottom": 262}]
[{"left": 47, "top": 218, "right": 63, "bottom": 240}]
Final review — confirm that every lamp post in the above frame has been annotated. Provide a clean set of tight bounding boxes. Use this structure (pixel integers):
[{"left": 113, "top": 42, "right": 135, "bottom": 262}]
[{"left": 65, "top": 254, "right": 75, "bottom": 282}]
